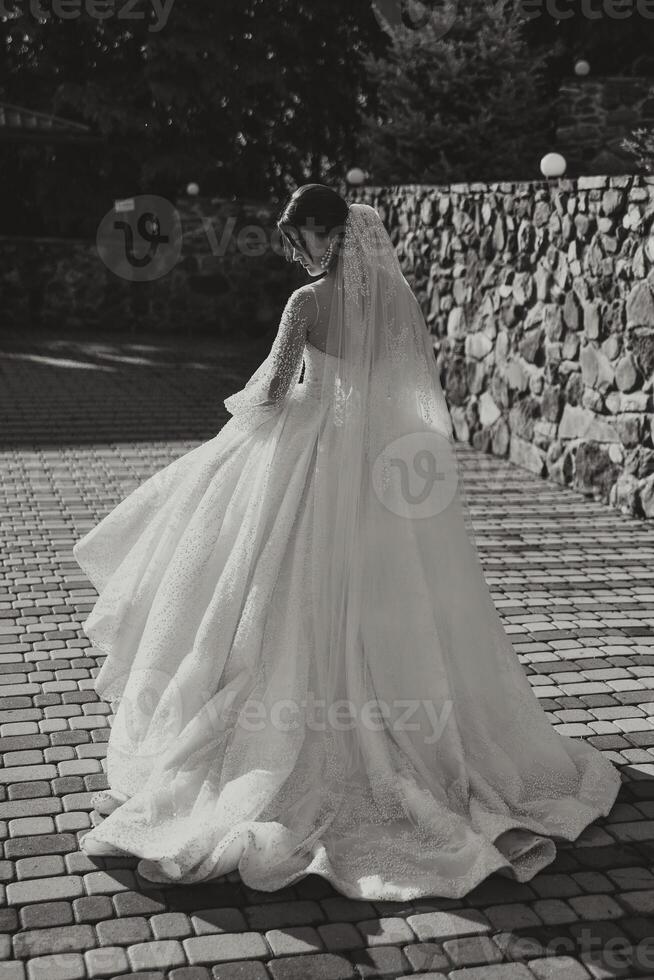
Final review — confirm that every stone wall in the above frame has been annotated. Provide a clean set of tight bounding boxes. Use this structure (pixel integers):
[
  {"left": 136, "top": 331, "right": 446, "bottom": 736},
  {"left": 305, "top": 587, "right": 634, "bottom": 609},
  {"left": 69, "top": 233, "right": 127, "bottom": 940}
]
[
  {"left": 556, "top": 76, "right": 654, "bottom": 176},
  {"left": 0, "top": 197, "right": 297, "bottom": 339},
  {"left": 351, "top": 175, "right": 654, "bottom": 520}
]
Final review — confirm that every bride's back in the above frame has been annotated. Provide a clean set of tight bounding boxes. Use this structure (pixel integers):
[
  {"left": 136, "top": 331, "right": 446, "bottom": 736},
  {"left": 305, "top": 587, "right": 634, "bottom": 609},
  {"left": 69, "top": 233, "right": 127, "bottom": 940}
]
[
  {"left": 305, "top": 262, "right": 409, "bottom": 360},
  {"left": 304, "top": 279, "right": 338, "bottom": 356}
]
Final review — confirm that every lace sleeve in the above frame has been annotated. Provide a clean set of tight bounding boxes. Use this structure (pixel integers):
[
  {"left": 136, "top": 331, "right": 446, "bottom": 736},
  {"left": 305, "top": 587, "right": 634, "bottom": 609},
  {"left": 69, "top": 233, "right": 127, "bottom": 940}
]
[{"left": 224, "top": 286, "right": 316, "bottom": 428}]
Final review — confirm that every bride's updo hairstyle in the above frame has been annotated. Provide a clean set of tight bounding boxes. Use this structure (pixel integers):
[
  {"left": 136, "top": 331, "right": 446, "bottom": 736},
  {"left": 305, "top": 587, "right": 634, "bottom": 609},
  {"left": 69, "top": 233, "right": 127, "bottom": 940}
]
[{"left": 277, "top": 184, "right": 349, "bottom": 272}]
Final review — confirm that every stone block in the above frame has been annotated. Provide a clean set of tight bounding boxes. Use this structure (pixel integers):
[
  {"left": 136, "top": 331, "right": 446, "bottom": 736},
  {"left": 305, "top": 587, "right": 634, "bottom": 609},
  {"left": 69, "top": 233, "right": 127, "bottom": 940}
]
[
  {"left": 558, "top": 404, "right": 620, "bottom": 442},
  {"left": 510, "top": 436, "right": 546, "bottom": 476}
]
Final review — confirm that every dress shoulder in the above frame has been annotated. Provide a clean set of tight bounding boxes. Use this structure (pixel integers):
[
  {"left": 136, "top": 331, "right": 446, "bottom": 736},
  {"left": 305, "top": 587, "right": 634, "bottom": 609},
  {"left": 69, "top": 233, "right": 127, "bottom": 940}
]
[{"left": 283, "top": 283, "right": 319, "bottom": 328}]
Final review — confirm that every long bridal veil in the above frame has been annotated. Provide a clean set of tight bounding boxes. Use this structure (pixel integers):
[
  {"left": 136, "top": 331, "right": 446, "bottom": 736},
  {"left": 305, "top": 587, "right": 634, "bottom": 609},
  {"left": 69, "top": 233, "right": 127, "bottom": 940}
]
[{"left": 278, "top": 202, "right": 620, "bottom": 886}]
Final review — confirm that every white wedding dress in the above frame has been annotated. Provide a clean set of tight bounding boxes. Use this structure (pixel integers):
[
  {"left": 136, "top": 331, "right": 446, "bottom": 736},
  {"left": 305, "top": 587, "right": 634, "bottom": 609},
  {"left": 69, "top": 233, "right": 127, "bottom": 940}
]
[{"left": 74, "top": 205, "right": 621, "bottom": 901}]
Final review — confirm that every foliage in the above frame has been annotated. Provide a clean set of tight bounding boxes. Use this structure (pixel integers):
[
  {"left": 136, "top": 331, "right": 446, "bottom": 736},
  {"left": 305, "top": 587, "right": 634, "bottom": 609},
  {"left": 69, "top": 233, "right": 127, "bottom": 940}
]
[
  {"left": 1, "top": 0, "right": 651, "bottom": 237},
  {"left": 0, "top": 0, "right": 386, "bottom": 235},
  {"left": 361, "top": 0, "right": 559, "bottom": 185},
  {"left": 519, "top": 1, "right": 654, "bottom": 78},
  {"left": 621, "top": 127, "right": 654, "bottom": 173}
]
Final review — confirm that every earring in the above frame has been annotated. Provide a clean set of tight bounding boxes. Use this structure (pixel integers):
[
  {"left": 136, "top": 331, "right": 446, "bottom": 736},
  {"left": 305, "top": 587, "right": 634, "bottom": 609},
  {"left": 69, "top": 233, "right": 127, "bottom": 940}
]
[{"left": 320, "top": 238, "right": 336, "bottom": 270}]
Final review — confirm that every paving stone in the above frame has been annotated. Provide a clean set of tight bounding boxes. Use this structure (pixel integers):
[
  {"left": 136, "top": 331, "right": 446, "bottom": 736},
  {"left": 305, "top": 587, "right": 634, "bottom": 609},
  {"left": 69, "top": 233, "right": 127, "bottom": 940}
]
[
  {"left": 0, "top": 963, "right": 25, "bottom": 980},
  {"left": 190, "top": 907, "right": 247, "bottom": 934},
  {"left": 15, "top": 855, "right": 66, "bottom": 880},
  {"left": 567, "top": 916, "right": 634, "bottom": 961},
  {"left": 84, "top": 945, "right": 130, "bottom": 978},
  {"left": 441, "top": 933, "right": 504, "bottom": 965},
  {"left": 113, "top": 890, "right": 167, "bottom": 916},
  {"left": 150, "top": 911, "right": 193, "bottom": 939},
  {"left": 265, "top": 925, "right": 324, "bottom": 955},
  {"left": 240, "top": 885, "right": 297, "bottom": 906},
  {"left": 349, "top": 944, "right": 412, "bottom": 977},
  {"left": 7, "top": 875, "right": 84, "bottom": 905},
  {"left": 8, "top": 817, "right": 56, "bottom": 837},
  {"left": 13, "top": 923, "right": 96, "bottom": 958},
  {"left": 532, "top": 898, "right": 580, "bottom": 924},
  {"left": 52, "top": 777, "right": 84, "bottom": 796},
  {"left": 170, "top": 969, "right": 212, "bottom": 980},
  {"left": 127, "top": 939, "right": 187, "bottom": 971},
  {"left": 482, "top": 902, "right": 544, "bottom": 930},
  {"left": 570, "top": 870, "right": 614, "bottom": 893},
  {"left": 56, "top": 812, "right": 90, "bottom": 833},
  {"left": 245, "top": 901, "right": 324, "bottom": 930},
  {"left": 184, "top": 932, "right": 269, "bottom": 964},
  {"left": 607, "top": 867, "right": 654, "bottom": 891},
  {"left": 317, "top": 922, "right": 366, "bottom": 951},
  {"left": 64, "top": 850, "right": 98, "bottom": 874},
  {"left": 164, "top": 883, "right": 243, "bottom": 913},
  {"left": 355, "top": 916, "right": 415, "bottom": 946},
  {"left": 612, "top": 888, "right": 654, "bottom": 915},
  {"left": 406, "top": 910, "right": 492, "bottom": 941},
  {"left": 319, "top": 897, "right": 377, "bottom": 922},
  {"left": 396, "top": 975, "right": 447, "bottom": 980},
  {"left": 620, "top": 914, "right": 654, "bottom": 943},
  {"left": 0, "top": 765, "right": 57, "bottom": 784},
  {"left": 72, "top": 895, "right": 114, "bottom": 923},
  {"left": 492, "top": 926, "right": 573, "bottom": 961},
  {"left": 8, "top": 781, "right": 53, "bottom": 800},
  {"left": 526, "top": 954, "right": 592, "bottom": 978},
  {"left": 568, "top": 893, "right": 625, "bottom": 920},
  {"left": 0, "top": 735, "right": 49, "bottom": 752},
  {"left": 402, "top": 942, "right": 450, "bottom": 973},
  {"left": 19, "top": 901, "right": 75, "bottom": 929},
  {"left": 4, "top": 833, "right": 78, "bottom": 859},
  {"left": 209, "top": 964, "right": 270, "bottom": 980},
  {"left": 44, "top": 747, "right": 76, "bottom": 763},
  {"left": 268, "top": 952, "right": 356, "bottom": 980},
  {"left": 449, "top": 966, "right": 537, "bottom": 979},
  {"left": 0, "top": 859, "right": 14, "bottom": 883},
  {"left": 0, "top": 907, "right": 19, "bottom": 931},
  {"left": 0, "top": 798, "right": 61, "bottom": 819},
  {"left": 83, "top": 869, "right": 137, "bottom": 895},
  {"left": 96, "top": 915, "right": 152, "bottom": 946},
  {"left": 112, "top": 974, "right": 166, "bottom": 980},
  {"left": 26, "top": 953, "right": 87, "bottom": 980}
]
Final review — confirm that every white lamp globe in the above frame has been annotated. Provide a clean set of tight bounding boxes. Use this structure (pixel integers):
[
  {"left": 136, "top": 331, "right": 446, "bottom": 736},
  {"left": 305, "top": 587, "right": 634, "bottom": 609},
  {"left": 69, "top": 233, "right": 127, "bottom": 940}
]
[
  {"left": 574, "top": 59, "right": 591, "bottom": 77},
  {"left": 186, "top": 182, "right": 200, "bottom": 196},
  {"left": 346, "top": 167, "right": 366, "bottom": 186},
  {"left": 540, "top": 153, "right": 567, "bottom": 179}
]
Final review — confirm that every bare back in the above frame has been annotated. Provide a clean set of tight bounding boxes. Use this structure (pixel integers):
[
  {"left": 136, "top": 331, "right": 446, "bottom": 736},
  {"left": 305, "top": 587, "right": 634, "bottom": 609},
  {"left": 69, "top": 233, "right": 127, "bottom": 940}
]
[{"left": 304, "top": 279, "right": 339, "bottom": 357}]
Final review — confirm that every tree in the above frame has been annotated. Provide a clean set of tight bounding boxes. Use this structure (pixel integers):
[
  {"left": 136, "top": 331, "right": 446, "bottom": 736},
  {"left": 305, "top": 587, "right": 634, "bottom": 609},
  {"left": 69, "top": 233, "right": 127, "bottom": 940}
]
[
  {"left": 621, "top": 127, "right": 654, "bottom": 173},
  {"left": 362, "top": 0, "right": 559, "bottom": 185},
  {"left": 520, "top": 1, "right": 654, "bottom": 79},
  {"left": 0, "top": 0, "right": 387, "bottom": 235}
]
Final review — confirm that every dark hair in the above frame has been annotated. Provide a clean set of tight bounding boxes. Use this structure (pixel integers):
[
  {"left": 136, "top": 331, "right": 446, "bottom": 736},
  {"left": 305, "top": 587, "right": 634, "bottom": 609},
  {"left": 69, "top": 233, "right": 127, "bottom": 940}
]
[{"left": 277, "top": 183, "right": 349, "bottom": 269}]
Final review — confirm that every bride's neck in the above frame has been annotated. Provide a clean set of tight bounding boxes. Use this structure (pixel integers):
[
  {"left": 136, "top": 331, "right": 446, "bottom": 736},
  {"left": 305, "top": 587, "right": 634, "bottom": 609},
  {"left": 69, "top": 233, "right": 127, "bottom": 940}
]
[{"left": 315, "top": 267, "right": 338, "bottom": 286}]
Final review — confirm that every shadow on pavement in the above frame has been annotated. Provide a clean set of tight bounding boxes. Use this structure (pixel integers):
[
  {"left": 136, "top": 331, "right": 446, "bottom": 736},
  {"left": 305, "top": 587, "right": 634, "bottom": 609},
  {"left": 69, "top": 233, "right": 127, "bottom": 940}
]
[{"left": 0, "top": 326, "right": 271, "bottom": 447}]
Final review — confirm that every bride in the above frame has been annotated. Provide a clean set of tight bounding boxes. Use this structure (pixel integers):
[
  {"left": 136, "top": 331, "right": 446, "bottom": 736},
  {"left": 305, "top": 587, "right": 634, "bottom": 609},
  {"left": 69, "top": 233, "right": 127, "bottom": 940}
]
[{"left": 73, "top": 184, "right": 621, "bottom": 900}]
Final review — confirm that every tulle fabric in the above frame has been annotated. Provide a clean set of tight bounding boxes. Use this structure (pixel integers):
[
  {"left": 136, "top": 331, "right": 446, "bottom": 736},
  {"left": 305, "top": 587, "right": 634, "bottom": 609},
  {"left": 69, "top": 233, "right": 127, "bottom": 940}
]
[{"left": 73, "top": 205, "right": 622, "bottom": 899}]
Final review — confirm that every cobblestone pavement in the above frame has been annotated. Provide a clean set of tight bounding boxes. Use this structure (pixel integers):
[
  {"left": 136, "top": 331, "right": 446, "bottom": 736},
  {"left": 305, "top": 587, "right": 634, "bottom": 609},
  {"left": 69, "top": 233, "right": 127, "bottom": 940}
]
[{"left": 1, "top": 329, "right": 654, "bottom": 980}]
